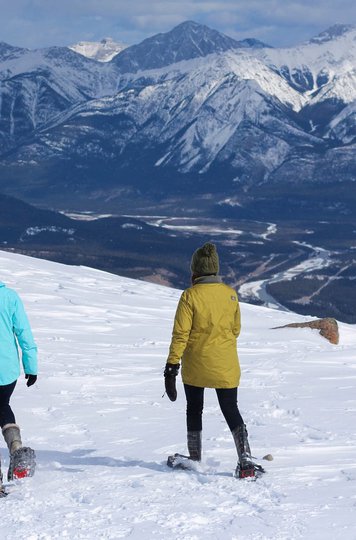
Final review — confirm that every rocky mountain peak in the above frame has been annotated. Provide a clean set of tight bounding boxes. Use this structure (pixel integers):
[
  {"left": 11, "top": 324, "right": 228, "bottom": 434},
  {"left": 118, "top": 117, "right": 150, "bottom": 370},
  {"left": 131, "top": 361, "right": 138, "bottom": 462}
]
[
  {"left": 309, "top": 24, "right": 355, "bottom": 44},
  {"left": 111, "top": 20, "right": 241, "bottom": 72},
  {"left": 69, "top": 37, "right": 127, "bottom": 62},
  {"left": 0, "top": 41, "right": 27, "bottom": 61}
]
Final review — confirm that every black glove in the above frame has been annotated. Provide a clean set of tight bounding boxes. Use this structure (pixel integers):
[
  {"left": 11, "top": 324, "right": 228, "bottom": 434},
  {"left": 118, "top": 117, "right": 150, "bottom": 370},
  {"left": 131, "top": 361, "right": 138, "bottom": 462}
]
[
  {"left": 25, "top": 374, "right": 37, "bottom": 387},
  {"left": 164, "top": 363, "right": 180, "bottom": 401}
]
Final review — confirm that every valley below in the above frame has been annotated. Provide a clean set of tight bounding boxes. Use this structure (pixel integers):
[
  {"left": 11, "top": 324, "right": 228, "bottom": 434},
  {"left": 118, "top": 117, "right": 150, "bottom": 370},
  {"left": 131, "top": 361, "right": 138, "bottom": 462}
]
[
  {"left": 140, "top": 215, "right": 356, "bottom": 323},
  {"left": 3, "top": 202, "right": 354, "bottom": 323}
]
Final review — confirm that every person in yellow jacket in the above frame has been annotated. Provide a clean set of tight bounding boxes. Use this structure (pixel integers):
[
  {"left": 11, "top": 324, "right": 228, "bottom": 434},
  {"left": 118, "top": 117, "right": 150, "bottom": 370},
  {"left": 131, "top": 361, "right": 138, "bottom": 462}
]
[{"left": 164, "top": 242, "right": 264, "bottom": 478}]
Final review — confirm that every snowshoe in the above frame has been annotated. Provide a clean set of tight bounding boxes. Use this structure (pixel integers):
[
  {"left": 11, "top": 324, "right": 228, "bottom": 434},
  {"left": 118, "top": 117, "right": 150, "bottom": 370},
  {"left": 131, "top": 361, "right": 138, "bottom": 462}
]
[
  {"left": 167, "top": 453, "right": 198, "bottom": 470},
  {"left": 235, "top": 462, "right": 265, "bottom": 480},
  {"left": 8, "top": 447, "right": 36, "bottom": 481},
  {"left": 0, "top": 471, "right": 7, "bottom": 498}
]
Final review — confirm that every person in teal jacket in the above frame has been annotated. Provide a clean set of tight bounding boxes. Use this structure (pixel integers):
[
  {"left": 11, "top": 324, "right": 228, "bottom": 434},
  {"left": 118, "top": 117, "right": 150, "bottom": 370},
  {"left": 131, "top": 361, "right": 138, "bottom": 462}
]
[{"left": 0, "top": 281, "right": 37, "bottom": 496}]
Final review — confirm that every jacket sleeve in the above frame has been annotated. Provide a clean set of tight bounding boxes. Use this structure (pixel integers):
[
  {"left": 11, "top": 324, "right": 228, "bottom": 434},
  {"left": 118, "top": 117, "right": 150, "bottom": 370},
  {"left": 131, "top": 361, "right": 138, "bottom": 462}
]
[
  {"left": 12, "top": 293, "right": 38, "bottom": 375},
  {"left": 167, "top": 291, "right": 193, "bottom": 365},
  {"left": 232, "top": 295, "right": 241, "bottom": 338}
]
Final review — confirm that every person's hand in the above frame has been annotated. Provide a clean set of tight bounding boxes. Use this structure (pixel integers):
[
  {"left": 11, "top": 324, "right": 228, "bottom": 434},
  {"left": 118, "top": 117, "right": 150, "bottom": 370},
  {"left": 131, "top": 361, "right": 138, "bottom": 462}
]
[
  {"left": 25, "top": 374, "right": 37, "bottom": 387},
  {"left": 164, "top": 363, "right": 180, "bottom": 401}
]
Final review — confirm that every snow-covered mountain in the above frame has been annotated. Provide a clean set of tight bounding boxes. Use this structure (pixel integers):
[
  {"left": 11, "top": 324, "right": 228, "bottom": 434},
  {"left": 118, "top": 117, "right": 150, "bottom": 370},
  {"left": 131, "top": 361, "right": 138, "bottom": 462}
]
[
  {"left": 309, "top": 23, "right": 355, "bottom": 44},
  {"left": 1, "top": 249, "right": 356, "bottom": 538},
  {"left": 0, "top": 21, "right": 355, "bottom": 212},
  {"left": 0, "top": 41, "right": 28, "bottom": 62},
  {"left": 69, "top": 37, "right": 127, "bottom": 62},
  {"left": 8, "top": 52, "right": 314, "bottom": 171},
  {"left": 111, "top": 20, "right": 269, "bottom": 73},
  {"left": 0, "top": 44, "right": 118, "bottom": 150},
  {"left": 260, "top": 24, "right": 356, "bottom": 94}
]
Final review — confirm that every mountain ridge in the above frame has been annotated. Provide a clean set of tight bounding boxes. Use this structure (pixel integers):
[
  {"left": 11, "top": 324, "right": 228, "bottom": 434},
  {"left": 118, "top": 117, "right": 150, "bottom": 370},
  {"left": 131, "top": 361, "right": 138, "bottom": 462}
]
[{"left": 0, "top": 20, "right": 355, "bottom": 212}]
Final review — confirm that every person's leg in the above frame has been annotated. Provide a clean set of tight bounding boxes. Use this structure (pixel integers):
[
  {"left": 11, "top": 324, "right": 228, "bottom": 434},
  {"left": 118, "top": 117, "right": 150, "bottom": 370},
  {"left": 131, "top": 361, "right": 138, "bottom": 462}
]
[
  {"left": 215, "top": 387, "right": 244, "bottom": 431},
  {"left": 184, "top": 384, "right": 204, "bottom": 461},
  {"left": 0, "top": 381, "right": 17, "bottom": 428},
  {"left": 216, "top": 388, "right": 255, "bottom": 476},
  {"left": 184, "top": 384, "right": 204, "bottom": 431},
  {"left": 1, "top": 381, "right": 22, "bottom": 454},
  {"left": 0, "top": 382, "right": 18, "bottom": 492},
  {"left": 0, "top": 381, "right": 36, "bottom": 480}
]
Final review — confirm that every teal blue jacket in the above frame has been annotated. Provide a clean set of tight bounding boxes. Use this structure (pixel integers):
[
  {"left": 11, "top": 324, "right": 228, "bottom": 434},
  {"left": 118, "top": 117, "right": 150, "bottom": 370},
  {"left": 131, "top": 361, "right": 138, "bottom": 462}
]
[{"left": 0, "top": 282, "right": 38, "bottom": 386}]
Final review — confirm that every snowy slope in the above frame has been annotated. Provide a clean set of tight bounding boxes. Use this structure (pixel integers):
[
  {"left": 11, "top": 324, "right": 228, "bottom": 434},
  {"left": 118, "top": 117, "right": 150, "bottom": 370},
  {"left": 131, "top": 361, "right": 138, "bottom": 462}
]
[
  {"left": 327, "top": 100, "right": 356, "bottom": 143},
  {"left": 0, "top": 47, "right": 117, "bottom": 94},
  {"left": 260, "top": 24, "right": 356, "bottom": 103},
  {"left": 69, "top": 38, "right": 127, "bottom": 62},
  {"left": 1, "top": 250, "right": 356, "bottom": 539}
]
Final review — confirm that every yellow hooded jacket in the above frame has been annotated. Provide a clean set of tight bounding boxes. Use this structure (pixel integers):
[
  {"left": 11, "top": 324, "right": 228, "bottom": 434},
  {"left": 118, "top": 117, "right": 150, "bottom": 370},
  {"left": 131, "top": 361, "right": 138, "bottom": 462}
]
[{"left": 167, "top": 279, "right": 241, "bottom": 388}]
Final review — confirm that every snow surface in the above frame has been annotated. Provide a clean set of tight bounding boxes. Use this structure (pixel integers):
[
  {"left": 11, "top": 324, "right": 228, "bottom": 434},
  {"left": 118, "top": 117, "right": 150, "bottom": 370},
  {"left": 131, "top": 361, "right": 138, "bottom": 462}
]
[{"left": 1, "top": 250, "right": 356, "bottom": 539}]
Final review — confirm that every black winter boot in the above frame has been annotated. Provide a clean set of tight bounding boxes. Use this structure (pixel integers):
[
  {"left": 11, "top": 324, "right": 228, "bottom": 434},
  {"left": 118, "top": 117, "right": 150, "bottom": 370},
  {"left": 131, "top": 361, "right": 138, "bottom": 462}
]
[
  {"left": 231, "top": 425, "right": 265, "bottom": 479},
  {"left": 187, "top": 431, "right": 202, "bottom": 461},
  {"left": 167, "top": 431, "right": 202, "bottom": 469}
]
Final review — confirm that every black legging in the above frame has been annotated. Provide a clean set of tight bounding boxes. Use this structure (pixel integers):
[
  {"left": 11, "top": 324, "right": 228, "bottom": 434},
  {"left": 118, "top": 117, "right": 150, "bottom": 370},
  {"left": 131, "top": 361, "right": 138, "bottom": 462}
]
[
  {"left": 184, "top": 384, "right": 244, "bottom": 432},
  {"left": 0, "top": 381, "right": 17, "bottom": 427}
]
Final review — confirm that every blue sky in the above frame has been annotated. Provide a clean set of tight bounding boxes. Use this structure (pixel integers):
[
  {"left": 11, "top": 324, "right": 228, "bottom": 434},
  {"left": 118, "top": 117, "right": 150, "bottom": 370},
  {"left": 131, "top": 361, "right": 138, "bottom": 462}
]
[{"left": 0, "top": 0, "right": 355, "bottom": 49}]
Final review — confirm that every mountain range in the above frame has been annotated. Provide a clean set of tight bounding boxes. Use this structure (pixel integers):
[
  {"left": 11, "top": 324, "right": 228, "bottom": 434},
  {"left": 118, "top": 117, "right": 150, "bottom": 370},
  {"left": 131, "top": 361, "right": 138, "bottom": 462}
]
[{"left": 0, "top": 20, "right": 354, "bottom": 215}]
